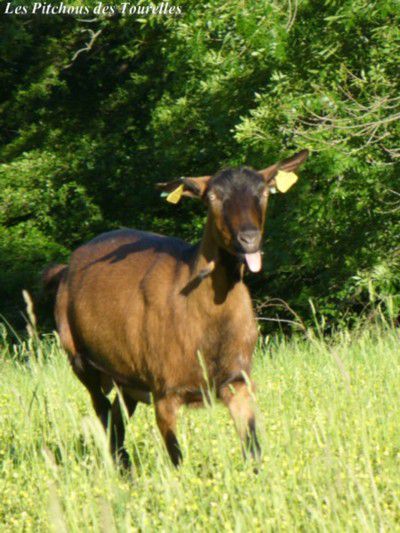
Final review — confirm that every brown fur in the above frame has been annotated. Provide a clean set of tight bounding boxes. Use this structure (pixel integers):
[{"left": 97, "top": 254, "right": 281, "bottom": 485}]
[
  {"left": 42, "top": 264, "right": 68, "bottom": 297},
  {"left": 47, "top": 150, "right": 308, "bottom": 467}
]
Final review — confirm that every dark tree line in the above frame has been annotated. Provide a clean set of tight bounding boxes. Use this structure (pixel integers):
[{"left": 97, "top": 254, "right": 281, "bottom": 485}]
[{"left": 0, "top": 0, "right": 399, "bottom": 329}]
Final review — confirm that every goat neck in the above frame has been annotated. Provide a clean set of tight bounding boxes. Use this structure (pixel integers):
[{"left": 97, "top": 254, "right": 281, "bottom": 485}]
[{"left": 190, "top": 217, "right": 244, "bottom": 304}]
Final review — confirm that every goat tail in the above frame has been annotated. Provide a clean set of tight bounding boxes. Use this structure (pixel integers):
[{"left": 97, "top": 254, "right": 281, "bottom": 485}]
[{"left": 42, "top": 263, "right": 68, "bottom": 298}]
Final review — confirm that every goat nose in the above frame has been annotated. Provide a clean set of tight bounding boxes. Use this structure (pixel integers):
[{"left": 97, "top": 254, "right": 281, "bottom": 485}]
[{"left": 237, "top": 229, "right": 261, "bottom": 250}]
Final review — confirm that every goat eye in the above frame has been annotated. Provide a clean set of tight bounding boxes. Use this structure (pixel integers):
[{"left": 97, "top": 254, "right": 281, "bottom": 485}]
[{"left": 208, "top": 192, "right": 217, "bottom": 201}]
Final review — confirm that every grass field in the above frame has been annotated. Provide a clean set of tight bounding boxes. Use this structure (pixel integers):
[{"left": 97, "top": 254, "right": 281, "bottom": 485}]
[{"left": 1, "top": 325, "right": 400, "bottom": 532}]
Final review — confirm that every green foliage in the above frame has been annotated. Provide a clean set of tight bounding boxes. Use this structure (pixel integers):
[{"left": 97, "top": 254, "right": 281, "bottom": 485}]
[
  {"left": 0, "top": 1, "right": 399, "bottom": 326},
  {"left": 2, "top": 326, "right": 400, "bottom": 529}
]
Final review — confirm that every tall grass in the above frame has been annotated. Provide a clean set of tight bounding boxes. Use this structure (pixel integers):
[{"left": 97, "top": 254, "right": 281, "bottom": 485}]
[{"left": 1, "top": 325, "right": 400, "bottom": 531}]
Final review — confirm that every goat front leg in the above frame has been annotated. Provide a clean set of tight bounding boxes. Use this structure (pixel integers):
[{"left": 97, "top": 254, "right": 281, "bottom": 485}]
[
  {"left": 154, "top": 395, "right": 183, "bottom": 467},
  {"left": 220, "top": 380, "right": 261, "bottom": 461}
]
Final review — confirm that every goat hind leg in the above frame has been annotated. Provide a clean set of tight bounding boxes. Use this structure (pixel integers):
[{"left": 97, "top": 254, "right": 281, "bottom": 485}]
[
  {"left": 110, "top": 390, "right": 138, "bottom": 468},
  {"left": 69, "top": 353, "right": 112, "bottom": 430}
]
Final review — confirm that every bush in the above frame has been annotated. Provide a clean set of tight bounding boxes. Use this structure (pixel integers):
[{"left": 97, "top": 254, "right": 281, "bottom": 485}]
[{"left": 0, "top": 1, "right": 399, "bottom": 328}]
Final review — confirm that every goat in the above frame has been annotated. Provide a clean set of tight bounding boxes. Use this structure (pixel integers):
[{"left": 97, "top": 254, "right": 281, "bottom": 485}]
[{"left": 43, "top": 149, "right": 308, "bottom": 467}]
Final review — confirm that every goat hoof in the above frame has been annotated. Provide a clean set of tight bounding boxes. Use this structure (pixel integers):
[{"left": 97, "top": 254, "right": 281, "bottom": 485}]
[{"left": 114, "top": 448, "right": 131, "bottom": 471}]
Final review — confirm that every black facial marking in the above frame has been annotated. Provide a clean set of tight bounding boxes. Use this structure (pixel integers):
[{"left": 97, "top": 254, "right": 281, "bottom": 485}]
[
  {"left": 209, "top": 167, "right": 265, "bottom": 200},
  {"left": 212, "top": 168, "right": 264, "bottom": 231},
  {"left": 208, "top": 167, "right": 267, "bottom": 258},
  {"left": 254, "top": 197, "right": 263, "bottom": 223}
]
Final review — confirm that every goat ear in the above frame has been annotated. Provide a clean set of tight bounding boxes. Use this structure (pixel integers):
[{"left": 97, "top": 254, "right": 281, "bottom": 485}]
[
  {"left": 258, "top": 163, "right": 279, "bottom": 183},
  {"left": 259, "top": 149, "right": 309, "bottom": 193},
  {"left": 157, "top": 175, "right": 211, "bottom": 203},
  {"left": 181, "top": 176, "right": 211, "bottom": 198},
  {"left": 278, "top": 149, "right": 309, "bottom": 172}
]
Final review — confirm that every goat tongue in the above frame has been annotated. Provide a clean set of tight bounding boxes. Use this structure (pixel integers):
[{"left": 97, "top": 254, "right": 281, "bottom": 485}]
[{"left": 244, "top": 251, "right": 262, "bottom": 272}]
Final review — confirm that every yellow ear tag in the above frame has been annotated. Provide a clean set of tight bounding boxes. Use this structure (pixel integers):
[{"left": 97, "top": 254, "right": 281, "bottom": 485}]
[
  {"left": 275, "top": 170, "right": 298, "bottom": 193},
  {"left": 166, "top": 184, "right": 184, "bottom": 204}
]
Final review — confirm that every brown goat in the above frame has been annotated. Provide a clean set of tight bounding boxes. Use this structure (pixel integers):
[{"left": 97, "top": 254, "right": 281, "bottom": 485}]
[{"left": 44, "top": 149, "right": 308, "bottom": 467}]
